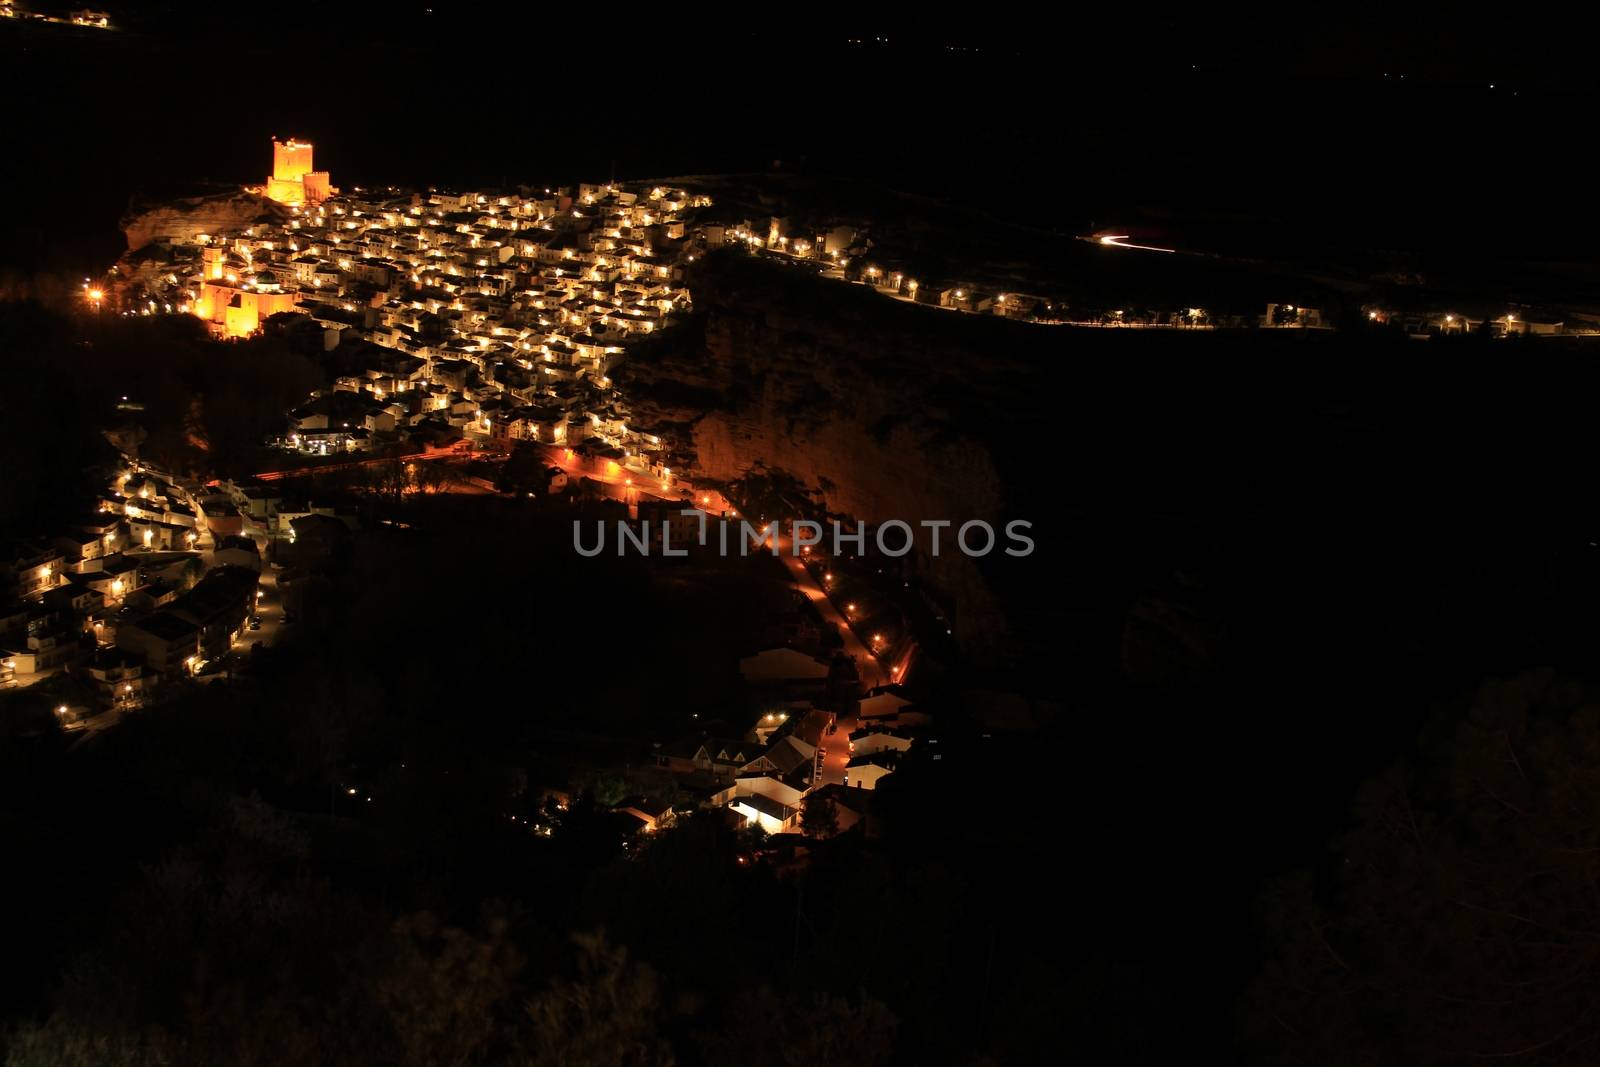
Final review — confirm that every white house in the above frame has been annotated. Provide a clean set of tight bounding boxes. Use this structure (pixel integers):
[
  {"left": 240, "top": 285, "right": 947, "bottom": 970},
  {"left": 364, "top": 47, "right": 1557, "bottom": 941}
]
[
  {"left": 845, "top": 750, "right": 900, "bottom": 791},
  {"left": 857, "top": 686, "right": 914, "bottom": 722},
  {"left": 849, "top": 727, "right": 913, "bottom": 759},
  {"left": 730, "top": 792, "right": 798, "bottom": 835}
]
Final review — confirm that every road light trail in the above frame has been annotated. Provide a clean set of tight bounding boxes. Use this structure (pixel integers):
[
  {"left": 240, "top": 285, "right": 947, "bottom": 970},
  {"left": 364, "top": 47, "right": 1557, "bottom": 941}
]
[{"left": 1096, "top": 234, "right": 1177, "bottom": 253}]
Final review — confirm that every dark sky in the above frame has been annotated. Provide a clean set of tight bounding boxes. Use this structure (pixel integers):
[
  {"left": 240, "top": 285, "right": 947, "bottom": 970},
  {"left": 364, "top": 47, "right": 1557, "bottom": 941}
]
[
  {"left": 5, "top": 0, "right": 1596, "bottom": 278},
  {"left": 92, "top": 1, "right": 1600, "bottom": 90}
]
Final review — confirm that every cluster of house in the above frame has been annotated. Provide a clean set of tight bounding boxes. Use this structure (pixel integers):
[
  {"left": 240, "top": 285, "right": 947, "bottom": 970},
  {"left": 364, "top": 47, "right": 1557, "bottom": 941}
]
[
  {"left": 0, "top": 458, "right": 359, "bottom": 724},
  {"left": 636, "top": 645, "right": 929, "bottom": 839},
  {"left": 708, "top": 216, "right": 1082, "bottom": 325},
  {"left": 119, "top": 142, "right": 709, "bottom": 476},
  {"left": 1, "top": 3, "right": 110, "bottom": 27},
  {"left": 1362, "top": 306, "right": 1572, "bottom": 337},
  {"left": 742, "top": 218, "right": 1595, "bottom": 336}
]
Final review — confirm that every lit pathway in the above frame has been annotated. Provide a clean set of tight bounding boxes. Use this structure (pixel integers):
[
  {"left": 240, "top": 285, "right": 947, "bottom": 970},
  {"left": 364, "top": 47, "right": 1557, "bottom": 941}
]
[
  {"left": 817, "top": 710, "right": 858, "bottom": 786},
  {"left": 769, "top": 531, "right": 889, "bottom": 690}
]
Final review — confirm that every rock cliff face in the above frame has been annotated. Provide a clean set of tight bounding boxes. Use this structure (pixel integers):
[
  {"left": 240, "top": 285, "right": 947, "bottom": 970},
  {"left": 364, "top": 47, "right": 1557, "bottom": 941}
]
[
  {"left": 121, "top": 190, "right": 287, "bottom": 252},
  {"left": 624, "top": 256, "right": 1063, "bottom": 662}
]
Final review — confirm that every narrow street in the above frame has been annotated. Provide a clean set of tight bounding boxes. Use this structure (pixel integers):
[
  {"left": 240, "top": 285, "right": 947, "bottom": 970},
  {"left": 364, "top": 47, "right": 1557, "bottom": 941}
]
[
  {"left": 817, "top": 709, "right": 858, "bottom": 786},
  {"left": 771, "top": 531, "right": 889, "bottom": 690}
]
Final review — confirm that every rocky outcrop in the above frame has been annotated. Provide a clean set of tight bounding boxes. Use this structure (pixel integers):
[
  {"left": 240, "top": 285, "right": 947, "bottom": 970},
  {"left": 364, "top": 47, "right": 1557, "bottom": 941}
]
[
  {"left": 624, "top": 255, "right": 1064, "bottom": 662},
  {"left": 121, "top": 190, "right": 288, "bottom": 252}
]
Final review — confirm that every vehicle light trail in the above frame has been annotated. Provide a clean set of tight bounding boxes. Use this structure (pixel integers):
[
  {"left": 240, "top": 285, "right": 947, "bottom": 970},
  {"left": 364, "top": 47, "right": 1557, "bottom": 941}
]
[{"left": 1097, "top": 234, "right": 1177, "bottom": 253}]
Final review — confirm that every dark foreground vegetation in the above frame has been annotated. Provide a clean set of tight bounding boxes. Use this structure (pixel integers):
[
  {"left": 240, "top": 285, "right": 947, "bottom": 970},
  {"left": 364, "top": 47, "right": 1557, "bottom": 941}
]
[{"left": 8, "top": 291, "right": 1600, "bottom": 1065}]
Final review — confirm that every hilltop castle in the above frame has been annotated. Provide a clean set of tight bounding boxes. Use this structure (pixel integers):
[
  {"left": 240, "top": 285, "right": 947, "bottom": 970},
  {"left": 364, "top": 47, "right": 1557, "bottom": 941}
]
[{"left": 264, "top": 138, "right": 335, "bottom": 206}]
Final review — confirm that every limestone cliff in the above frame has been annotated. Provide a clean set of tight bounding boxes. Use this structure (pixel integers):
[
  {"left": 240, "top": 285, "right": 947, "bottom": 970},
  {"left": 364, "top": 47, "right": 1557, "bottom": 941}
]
[
  {"left": 121, "top": 190, "right": 288, "bottom": 252},
  {"left": 623, "top": 255, "right": 1064, "bottom": 662}
]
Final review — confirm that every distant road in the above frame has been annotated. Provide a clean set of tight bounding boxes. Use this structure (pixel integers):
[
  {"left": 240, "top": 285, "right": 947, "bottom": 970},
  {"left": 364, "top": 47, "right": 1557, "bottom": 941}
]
[{"left": 251, "top": 440, "right": 483, "bottom": 481}]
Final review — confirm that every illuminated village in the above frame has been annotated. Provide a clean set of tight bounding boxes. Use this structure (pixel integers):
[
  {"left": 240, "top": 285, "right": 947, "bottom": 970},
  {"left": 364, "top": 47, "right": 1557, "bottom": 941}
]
[
  {"left": 111, "top": 140, "right": 704, "bottom": 462},
  {"left": 1, "top": 459, "right": 266, "bottom": 725},
  {"left": 0, "top": 3, "right": 112, "bottom": 28},
  {"left": 108, "top": 140, "right": 1579, "bottom": 422},
  {"left": 18, "top": 135, "right": 1586, "bottom": 790},
  {"left": 4, "top": 142, "right": 927, "bottom": 831}
]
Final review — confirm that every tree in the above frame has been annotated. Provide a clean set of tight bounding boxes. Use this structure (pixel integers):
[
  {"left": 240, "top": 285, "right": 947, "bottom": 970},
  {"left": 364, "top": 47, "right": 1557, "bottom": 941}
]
[
  {"left": 699, "top": 987, "right": 897, "bottom": 1067},
  {"left": 413, "top": 459, "right": 459, "bottom": 496},
  {"left": 374, "top": 912, "right": 524, "bottom": 1067},
  {"left": 1241, "top": 670, "right": 1600, "bottom": 1064},
  {"left": 801, "top": 793, "right": 838, "bottom": 839},
  {"left": 519, "top": 931, "right": 673, "bottom": 1067},
  {"left": 368, "top": 449, "right": 411, "bottom": 504},
  {"left": 497, "top": 442, "right": 550, "bottom": 496},
  {"left": 177, "top": 556, "right": 206, "bottom": 591}
]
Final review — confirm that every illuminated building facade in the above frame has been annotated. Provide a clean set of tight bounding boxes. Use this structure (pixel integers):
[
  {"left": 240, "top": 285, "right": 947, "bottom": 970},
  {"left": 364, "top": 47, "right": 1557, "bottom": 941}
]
[
  {"left": 196, "top": 278, "right": 302, "bottom": 338},
  {"left": 265, "top": 138, "right": 335, "bottom": 206}
]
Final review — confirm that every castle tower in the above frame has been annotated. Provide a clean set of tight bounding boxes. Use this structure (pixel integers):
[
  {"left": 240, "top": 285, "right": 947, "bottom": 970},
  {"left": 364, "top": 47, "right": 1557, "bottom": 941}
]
[
  {"left": 201, "top": 245, "right": 225, "bottom": 280},
  {"left": 273, "top": 139, "right": 314, "bottom": 183},
  {"left": 264, "top": 138, "right": 335, "bottom": 205}
]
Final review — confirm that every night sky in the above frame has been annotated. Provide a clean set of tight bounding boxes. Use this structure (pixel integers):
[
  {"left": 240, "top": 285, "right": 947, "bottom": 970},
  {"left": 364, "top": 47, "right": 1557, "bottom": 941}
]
[{"left": 6, "top": 1, "right": 1599, "bottom": 278}]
